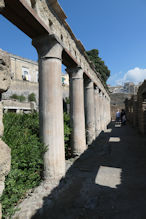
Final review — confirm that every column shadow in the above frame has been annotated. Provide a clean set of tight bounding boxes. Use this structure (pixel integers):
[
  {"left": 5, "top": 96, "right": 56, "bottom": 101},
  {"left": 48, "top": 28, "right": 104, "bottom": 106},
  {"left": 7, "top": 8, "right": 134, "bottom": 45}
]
[{"left": 31, "top": 122, "right": 146, "bottom": 219}]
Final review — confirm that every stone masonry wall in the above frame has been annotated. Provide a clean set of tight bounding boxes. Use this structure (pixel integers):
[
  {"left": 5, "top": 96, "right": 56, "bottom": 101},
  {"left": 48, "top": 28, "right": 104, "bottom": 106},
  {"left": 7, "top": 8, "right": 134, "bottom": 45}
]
[
  {"left": 125, "top": 80, "right": 146, "bottom": 135},
  {"left": 110, "top": 93, "right": 132, "bottom": 120},
  {"left": 0, "top": 48, "right": 11, "bottom": 219}
]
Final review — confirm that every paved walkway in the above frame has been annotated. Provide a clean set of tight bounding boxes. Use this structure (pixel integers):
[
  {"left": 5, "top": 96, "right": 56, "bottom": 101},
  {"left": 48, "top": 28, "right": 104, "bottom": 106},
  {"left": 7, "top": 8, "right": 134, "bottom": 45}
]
[{"left": 33, "top": 122, "right": 146, "bottom": 219}]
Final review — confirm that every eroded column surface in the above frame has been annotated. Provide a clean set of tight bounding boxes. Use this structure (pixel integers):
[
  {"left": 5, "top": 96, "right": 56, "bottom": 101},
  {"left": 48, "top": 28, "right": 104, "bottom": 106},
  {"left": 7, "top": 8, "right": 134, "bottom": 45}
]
[
  {"left": 94, "top": 87, "right": 101, "bottom": 137},
  {"left": 84, "top": 78, "right": 95, "bottom": 145},
  {"left": 103, "top": 95, "right": 107, "bottom": 130},
  {"left": 67, "top": 66, "right": 86, "bottom": 155},
  {"left": 99, "top": 91, "right": 104, "bottom": 131},
  {"left": 32, "top": 34, "right": 65, "bottom": 179}
]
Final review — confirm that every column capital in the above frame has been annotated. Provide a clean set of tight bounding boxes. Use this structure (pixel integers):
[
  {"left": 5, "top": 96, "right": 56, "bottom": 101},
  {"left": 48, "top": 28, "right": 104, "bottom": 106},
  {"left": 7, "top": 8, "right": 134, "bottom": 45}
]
[
  {"left": 84, "top": 77, "right": 93, "bottom": 89},
  {"left": 0, "top": 0, "right": 5, "bottom": 11},
  {"left": 94, "top": 86, "right": 99, "bottom": 94},
  {"left": 32, "top": 34, "right": 63, "bottom": 60},
  {"left": 66, "top": 66, "right": 83, "bottom": 79}
]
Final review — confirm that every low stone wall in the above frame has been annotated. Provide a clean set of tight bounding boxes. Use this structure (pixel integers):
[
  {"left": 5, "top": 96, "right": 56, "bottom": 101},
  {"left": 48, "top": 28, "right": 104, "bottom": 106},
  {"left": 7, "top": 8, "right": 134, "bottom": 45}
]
[
  {"left": 2, "top": 99, "right": 37, "bottom": 113},
  {"left": 0, "top": 48, "right": 11, "bottom": 219},
  {"left": 125, "top": 80, "right": 146, "bottom": 134},
  {"left": 2, "top": 79, "right": 69, "bottom": 105}
]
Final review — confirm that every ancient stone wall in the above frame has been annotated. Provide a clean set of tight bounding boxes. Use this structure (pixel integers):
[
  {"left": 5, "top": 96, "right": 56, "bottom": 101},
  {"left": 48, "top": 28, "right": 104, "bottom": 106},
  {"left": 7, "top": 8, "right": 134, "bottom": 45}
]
[
  {"left": 0, "top": 48, "right": 11, "bottom": 219},
  {"left": 125, "top": 80, "right": 146, "bottom": 135},
  {"left": 110, "top": 93, "right": 132, "bottom": 120}
]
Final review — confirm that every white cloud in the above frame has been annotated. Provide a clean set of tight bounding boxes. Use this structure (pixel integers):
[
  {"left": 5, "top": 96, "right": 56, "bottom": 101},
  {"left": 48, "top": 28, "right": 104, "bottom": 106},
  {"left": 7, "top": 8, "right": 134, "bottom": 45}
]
[{"left": 116, "top": 67, "right": 146, "bottom": 85}]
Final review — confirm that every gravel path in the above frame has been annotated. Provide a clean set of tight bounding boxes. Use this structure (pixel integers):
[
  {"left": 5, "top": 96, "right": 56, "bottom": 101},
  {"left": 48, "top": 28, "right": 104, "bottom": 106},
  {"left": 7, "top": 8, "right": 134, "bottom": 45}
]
[{"left": 32, "top": 122, "right": 146, "bottom": 219}]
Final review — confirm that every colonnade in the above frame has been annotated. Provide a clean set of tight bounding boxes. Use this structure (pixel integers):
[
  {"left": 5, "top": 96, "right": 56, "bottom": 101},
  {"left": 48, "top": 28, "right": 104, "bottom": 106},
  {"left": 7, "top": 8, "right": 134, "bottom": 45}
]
[{"left": 32, "top": 34, "right": 111, "bottom": 180}]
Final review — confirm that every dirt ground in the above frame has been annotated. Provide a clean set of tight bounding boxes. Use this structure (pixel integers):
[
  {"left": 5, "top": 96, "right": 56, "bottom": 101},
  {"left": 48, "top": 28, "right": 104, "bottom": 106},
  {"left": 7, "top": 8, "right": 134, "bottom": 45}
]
[{"left": 32, "top": 122, "right": 146, "bottom": 219}]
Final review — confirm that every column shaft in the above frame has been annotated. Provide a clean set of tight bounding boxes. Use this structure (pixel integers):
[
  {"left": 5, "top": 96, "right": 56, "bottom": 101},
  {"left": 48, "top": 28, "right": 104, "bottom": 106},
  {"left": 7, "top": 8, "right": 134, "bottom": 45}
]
[
  {"left": 32, "top": 35, "right": 65, "bottom": 179},
  {"left": 84, "top": 79, "right": 95, "bottom": 145},
  {"left": 94, "top": 87, "right": 101, "bottom": 136},
  {"left": 68, "top": 67, "right": 86, "bottom": 155}
]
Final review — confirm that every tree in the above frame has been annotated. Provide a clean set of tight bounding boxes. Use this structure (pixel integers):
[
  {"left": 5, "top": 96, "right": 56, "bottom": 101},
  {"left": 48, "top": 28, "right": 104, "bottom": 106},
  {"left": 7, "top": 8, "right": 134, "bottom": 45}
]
[{"left": 86, "top": 49, "right": 110, "bottom": 83}]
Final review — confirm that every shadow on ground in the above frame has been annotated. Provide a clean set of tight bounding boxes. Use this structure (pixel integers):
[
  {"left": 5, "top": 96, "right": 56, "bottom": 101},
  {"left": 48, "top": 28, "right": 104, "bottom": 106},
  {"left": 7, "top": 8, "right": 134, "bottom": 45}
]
[{"left": 31, "top": 122, "right": 146, "bottom": 219}]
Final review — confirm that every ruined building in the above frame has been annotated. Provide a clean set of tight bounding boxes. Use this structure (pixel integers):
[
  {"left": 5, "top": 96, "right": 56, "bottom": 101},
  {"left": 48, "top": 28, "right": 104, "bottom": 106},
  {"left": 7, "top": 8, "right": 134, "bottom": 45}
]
[
  {"left": 125, "top": 80, "right": 146, "bottom": 135},
  {"left": 0, "top": 48, "right": 69, "bottom": 113}
]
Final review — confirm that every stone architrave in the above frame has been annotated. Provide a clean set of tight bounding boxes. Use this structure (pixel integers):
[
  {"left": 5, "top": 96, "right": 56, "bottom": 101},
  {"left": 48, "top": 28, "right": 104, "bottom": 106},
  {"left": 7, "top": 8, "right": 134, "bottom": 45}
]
[
  {"left": 67, "top": 66, "right": 86, "bottom": 155},
  {"left": 84, "top": 78, "right": 95, "bottom": 145},
  {"left": 32, "top": 34, "right": 65, "bottom": 179}
]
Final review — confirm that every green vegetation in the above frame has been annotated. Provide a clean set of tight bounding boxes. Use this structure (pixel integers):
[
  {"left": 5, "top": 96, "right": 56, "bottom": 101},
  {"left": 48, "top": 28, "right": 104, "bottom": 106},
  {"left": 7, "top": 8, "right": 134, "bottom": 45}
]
[
  {"left": 10, "top": 94, "right": 26, "bottom": 102},
  {"left": 64, "top": 112, "right": 72, "bottom": 158},
  {"left": 19, "top": 95, "right": 26, "bottom": 102},
  {"left": 1, "top": 112, "right": 71, "bottom": 218},
  {"left": 86, "top": 49, "right": 110, "bottom": 83},
  {"left": 28, "top": 93, "right": 36, "bottom": 102}
]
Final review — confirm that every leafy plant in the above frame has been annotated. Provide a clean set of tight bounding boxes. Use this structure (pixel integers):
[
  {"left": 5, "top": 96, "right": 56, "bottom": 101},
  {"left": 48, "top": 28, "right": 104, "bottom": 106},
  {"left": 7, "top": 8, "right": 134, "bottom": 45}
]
[
  {"left": 19, "top": 95, "right": 26, "bottom": 102},
  {"left": 1, "top": 113, "right": 45, "bottom": 218},
  {"left": 1, "top": 112, "right": 71, "bottom": 218},
  {"left": 10, "top": 94, "right": 19, "bottom": 100},
  {"left": 64, "top": 112, "right": 71, "bottom": 158},
  {"left": 28, "top": 93, "right": 36, "bottom": 102},
  {"left": 10, "top": 94, "right": 26, "bottom": 102},
  {"left": 86, "top": 49, "right": 110, "bottom": 83}
]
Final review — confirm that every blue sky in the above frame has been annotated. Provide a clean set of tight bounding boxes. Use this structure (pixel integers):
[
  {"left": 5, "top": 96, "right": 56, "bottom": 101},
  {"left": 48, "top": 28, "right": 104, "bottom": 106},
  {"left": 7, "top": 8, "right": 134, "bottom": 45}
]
[{"left": 0, "top": 0, "right": 146, "bottom": 85}]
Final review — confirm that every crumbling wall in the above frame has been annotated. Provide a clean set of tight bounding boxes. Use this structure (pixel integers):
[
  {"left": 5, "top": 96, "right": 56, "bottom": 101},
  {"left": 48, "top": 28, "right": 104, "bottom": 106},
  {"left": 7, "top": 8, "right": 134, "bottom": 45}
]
[
  {"left": 0, "top": 50, "right": 11, "bottom": 219},
  {"left": 125, "top": 80, "right": 146, "bottom": 135}
]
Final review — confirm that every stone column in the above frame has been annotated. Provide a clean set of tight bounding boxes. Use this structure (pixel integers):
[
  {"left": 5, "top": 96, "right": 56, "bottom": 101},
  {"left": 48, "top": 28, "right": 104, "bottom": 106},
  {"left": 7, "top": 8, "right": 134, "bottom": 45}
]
[
  {"left": 104, "top": 95, "right": 107, "bottom": 129},
  {"left": 67, "top": 66, "right": 86, "bottom": 156},
  {"left": 103, "top": 94, "right": 107, "bottom": 130},
  {"left": 84, "top": 78, "right": 95, "bottom": 145},
  {"left": 32, "top": 34, "right": 65, "bottom": 179},
  {"left": 99, "top": 91, "right": 104, "bottom": 131},
  {"left": 94, "top": 87, "right": 101, "bottom": 137}
]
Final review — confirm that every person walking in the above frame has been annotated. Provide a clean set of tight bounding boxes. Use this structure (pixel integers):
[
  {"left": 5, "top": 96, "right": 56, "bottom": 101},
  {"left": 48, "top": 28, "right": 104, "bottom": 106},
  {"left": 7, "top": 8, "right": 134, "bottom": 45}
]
[
  {"left": 116, "top": 109, "right": 121, "bottom": 123},
  {"left": 121, "top": 109, "right": 126, "bottom": 125}
]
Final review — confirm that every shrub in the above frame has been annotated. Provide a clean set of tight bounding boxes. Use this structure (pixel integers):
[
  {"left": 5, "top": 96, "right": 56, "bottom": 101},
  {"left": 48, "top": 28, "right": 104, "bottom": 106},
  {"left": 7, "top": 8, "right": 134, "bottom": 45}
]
[
  {"left": 1, "top": 113, "right": 45, "bottom": 218},
  {"left": 10, "top": 94, "right": 26, "bottom": 102},
  {"left": 1, "top": 112, "right": 71, "bottom": 217},
  {"left": 28, "top": 93, "right": 36, "bottom": 102},
  {"left": 19, "top": 95, "right": 26, "bottom": 102},
  {"left": 64, "top": 112, "right": 71, "bottom": 158},
  {"left": 10, "top": 94, "right": 19, "bottom": 100}
]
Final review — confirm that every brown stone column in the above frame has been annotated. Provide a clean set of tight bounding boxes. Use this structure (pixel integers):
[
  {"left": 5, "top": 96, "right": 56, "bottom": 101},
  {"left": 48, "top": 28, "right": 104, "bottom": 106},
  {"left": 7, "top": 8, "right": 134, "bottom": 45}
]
[
  {"left": 32, "top": 34, "right": 65, "bottom": 179},
  {"left": 67, "top": 66, "right": 86, "bottom": 155},
  {"left": 84, "top": 78, "right": 95, "bottom": 145}
]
